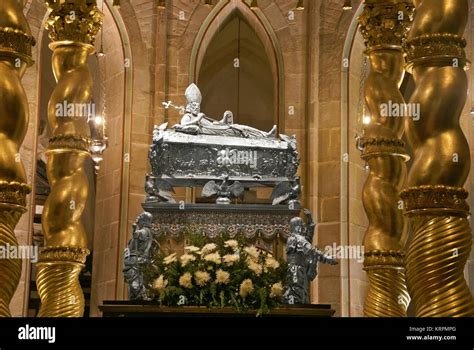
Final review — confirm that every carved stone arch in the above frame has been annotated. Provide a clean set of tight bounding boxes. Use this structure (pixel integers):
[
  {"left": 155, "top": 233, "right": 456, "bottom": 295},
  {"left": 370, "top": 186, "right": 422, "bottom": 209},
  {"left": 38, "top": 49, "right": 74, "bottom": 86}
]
[{"left": 189, "top": 0, "right": 285, "bottom": 132}]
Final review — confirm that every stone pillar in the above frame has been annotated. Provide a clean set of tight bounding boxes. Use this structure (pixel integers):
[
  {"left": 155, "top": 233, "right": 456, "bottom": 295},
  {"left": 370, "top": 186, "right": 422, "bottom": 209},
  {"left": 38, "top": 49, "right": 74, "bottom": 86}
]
[
  {"left": 0, "top": 0, "right": 35, "bottom": 317},
  {"left": 36, "top": 0, "right": 102, "bottom": 317},
  {"left": 401, "top": 0, "right": 474, "bottom": 316},
  {"left": 358, "top": 0, "right": 413, "bottom": 317}
]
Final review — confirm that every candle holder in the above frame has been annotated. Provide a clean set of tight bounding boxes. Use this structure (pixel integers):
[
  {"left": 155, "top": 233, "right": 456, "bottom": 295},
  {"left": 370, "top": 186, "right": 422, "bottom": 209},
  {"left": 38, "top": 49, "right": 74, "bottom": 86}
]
[{"left": 88, "top": 115, "right": 108, "bottom": 174}]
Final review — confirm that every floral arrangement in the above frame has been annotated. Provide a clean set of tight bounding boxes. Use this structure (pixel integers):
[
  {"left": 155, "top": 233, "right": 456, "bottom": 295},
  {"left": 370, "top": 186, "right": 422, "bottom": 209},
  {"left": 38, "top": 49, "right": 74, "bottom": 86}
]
[{"left": 147, "top": 237, "right": 287, "bottom": 315}]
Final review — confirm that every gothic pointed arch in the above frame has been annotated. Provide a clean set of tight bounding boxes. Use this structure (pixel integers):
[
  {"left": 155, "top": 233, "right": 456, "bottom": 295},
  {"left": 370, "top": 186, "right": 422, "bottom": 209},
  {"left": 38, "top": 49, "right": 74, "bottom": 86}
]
[{"left": 189, "top": 0, "right": 285, "bottom": 132}]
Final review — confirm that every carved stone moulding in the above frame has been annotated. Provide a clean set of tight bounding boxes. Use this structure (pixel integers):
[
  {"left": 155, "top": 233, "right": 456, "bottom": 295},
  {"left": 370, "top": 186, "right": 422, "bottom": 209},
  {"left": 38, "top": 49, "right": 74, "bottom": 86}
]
[
  {"left": 359, "top": 137, "right": 409, "bottom": 161},
  {"left": 0, "top": 181, "right": 31, "bottom": 209},
  {"left": 48, "top": 134, "right": 91, "bottom": 153},
  {"left": 0, "top": 26, "right": 36, "bottom": 65},
  {"left": 400, "top": 185, "right": 470, "bottom": 217},
  {"left": 405, "top": 33, "right": 469, "bottom": 72},
  {"left": 45, "top": 0, "right": 103, "bottom": 46},
  {"left": 358, "top": 0, "right": 414, "bottom": 50},
  {"left": 38, "top": 246, "right": 90, "bottom": 265},
  {"left": 363, "top": 250, "right": 405, "bottom": 270}
]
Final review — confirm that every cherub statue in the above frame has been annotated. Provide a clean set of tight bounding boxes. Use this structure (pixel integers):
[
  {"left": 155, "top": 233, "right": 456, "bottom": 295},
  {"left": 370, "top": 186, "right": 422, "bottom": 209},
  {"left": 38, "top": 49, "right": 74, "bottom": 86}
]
[
  {"left": 123, "top": 212, "right": 155, "bottom": 300},
  {"left": 283, "top": 209, "right": 338, "bottom": 305}
]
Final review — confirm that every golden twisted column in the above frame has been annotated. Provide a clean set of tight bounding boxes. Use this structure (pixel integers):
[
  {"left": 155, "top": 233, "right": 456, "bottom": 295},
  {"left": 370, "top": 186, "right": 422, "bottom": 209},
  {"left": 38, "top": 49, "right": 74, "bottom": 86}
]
[
  {"left": 0, "top": 0, "right": 35, "bottom": 317},
  {"left": 36, "top": 0, "right": 102, "bottom": 317},
  {"left": 401, "top": 0, "right": 474, "bottom": 317},
  {"left": 358, "top": 0, "right": 414, "bottom": 317}
]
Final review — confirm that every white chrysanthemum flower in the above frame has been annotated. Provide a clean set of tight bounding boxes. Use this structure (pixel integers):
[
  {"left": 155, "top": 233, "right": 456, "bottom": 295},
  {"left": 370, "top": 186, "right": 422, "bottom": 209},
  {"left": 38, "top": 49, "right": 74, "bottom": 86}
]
[
  {"left": 194, "top": 271, "right": 211, "bottom": 286},
  {"left": 152, "top": 275, "right": 168, "bottom": 292},
  {"left": 247, "top": 258, "right": 263, "bottom": 276},
  {"left": 215, "top": 269, "right": 230, "bottom": 285},
  {"left": 179, "top": 272, "right": 193, "bottom": 289},
  {"left": 203, "top": 252, "right": 221, "bottom": 264},
  {"left": 185, "top": 246, "right": 201, "bottom": 253},
  {"left": 224, "top": 240, "right": 239, "bottom": 249},
  {"left": 180, "top": 254, "right": 196, "bottom": 267},
  {"left": 239, "top": 279, "right": 254, "bottom": 298},
  {"left": 163, "top": 253, "right": 177, "bottom": 265},
  {"left": 201, "top": 243, "right": 217, "bottom": 254},
  {"left": 244, "top": 246, "right": 259, "bottom": 260},
  {"left": 270, "top": 282, "right": 284, "bottom": 298},
  {"left": 223, "top": 254, "right": 240, "bottom": 266},
  {"left": 265, "top": 257, "right": 280, "bottom": 270}
]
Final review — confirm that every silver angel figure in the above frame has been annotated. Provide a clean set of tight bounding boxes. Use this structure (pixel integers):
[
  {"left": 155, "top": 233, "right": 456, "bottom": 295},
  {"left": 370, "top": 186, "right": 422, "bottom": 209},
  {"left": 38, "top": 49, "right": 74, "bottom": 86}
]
[{"left": 283, "top": 209, "right": 337, "bottom": 305}]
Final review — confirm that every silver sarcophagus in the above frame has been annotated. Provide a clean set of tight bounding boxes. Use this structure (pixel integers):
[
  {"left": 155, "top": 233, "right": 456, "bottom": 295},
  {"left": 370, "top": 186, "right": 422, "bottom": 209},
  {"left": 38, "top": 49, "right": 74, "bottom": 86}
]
[{"left": 150, "top": 127, "right": 299, "bottom": 188}]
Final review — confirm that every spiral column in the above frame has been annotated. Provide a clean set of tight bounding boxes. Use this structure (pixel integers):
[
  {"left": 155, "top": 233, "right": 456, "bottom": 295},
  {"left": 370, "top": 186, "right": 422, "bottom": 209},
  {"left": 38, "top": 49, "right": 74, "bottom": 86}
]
[
  {"left": 401, "top": 0, "right": 474, "bottom": 317},
  {"left": 358, "top": 0, "right": 414, "bottom": 317},
  {"left": 0, "top": 0, "right": 35, "bottom": 317},
  {"left": 36, "top": 0, "right": 102, "bottom": 317}
]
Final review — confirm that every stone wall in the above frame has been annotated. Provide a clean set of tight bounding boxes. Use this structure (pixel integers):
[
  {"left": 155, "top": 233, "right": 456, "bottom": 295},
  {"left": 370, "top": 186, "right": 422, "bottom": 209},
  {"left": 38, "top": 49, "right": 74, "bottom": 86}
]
[
  {"left": 90, "top": 4, "right": 126, "bottom": 316},
  {"left": 315, "top": 0, "right": 363, "bottom": 317}
]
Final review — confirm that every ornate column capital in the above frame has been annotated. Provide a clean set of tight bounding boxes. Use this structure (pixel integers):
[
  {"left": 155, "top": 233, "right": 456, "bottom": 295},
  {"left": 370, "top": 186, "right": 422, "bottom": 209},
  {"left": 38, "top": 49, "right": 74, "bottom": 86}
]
[
  {"left": 359, "top": 0, "right": 414, "bottom": 51},
  {"left": 45, "top": 0, "right": 103, "bottom": 47}
]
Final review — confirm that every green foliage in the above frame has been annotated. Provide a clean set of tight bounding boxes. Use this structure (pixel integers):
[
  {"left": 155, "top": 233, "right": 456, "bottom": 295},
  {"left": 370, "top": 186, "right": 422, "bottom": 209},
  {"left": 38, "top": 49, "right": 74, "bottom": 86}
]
[{"left": 146, "top": 237, "right": 287, "bottom": 315}]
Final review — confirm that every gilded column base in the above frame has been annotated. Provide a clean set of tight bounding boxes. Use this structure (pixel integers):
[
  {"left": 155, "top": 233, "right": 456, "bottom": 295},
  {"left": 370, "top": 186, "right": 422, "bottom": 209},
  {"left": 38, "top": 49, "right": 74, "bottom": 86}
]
[
  {"left": 36, "top": 246, "right": 89, "bottom": 317},
  {"left": 401, "top": 186, "right": 474, "bottom": 317},
  {"left": 0, "top": 182, "right": 30, "bottom": 317},
  {"left": 0, "top": 209, "right": 23, "bottom": 317},
  {"left": 363, "top": 251, "right": 410, "bottom": 317}
]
